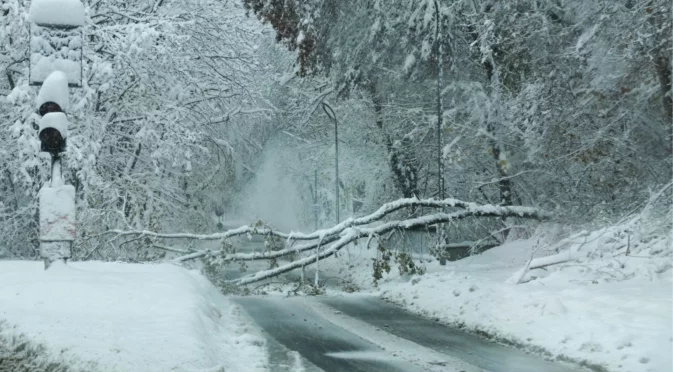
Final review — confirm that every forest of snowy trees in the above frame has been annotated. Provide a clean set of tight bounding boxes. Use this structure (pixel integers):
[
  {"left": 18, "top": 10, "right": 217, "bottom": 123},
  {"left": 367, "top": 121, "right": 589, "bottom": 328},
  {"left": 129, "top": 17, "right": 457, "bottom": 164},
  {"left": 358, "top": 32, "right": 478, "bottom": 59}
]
[{"left": 0, "top": 0, "right": 670, "bottom": 265}]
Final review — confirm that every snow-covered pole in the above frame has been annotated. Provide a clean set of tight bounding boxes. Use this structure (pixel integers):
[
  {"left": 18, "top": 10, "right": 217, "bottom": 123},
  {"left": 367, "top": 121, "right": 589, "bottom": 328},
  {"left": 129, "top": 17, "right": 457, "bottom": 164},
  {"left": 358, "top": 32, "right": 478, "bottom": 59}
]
[{"left": 28, "top": 0, "right": 85, "bottom": 268}]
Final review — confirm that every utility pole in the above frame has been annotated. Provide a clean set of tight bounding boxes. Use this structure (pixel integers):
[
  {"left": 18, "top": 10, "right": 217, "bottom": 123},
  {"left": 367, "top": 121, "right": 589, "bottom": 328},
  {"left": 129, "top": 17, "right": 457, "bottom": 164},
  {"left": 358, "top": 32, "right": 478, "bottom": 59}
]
[
  {"left": 28, "top": 0, "right": 85, "bottom": 268},
  {"left": 314, "top": 169, "right": 318, "bottom": 230}
]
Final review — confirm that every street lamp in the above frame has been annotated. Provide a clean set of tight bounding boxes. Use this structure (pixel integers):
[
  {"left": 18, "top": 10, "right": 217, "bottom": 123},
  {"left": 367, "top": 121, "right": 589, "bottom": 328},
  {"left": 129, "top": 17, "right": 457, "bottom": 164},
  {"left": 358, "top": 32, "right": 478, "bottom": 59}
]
[
  {"left": 321, "top": 102, "right": 339, "bottom": 224},
  {"left": 28, "top": 0, "right": 85, "bottom": 267}
]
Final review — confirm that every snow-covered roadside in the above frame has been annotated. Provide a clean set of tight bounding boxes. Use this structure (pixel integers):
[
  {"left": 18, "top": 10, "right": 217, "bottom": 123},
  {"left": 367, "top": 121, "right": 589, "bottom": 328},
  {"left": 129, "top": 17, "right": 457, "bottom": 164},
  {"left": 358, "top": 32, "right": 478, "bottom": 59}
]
[
  {"left": 0, "top": 319, "right": 99, "bottom": 372},
  {"left": 0, "top": 261, "right": 268, "bottom": 372},
  {"left": 377, "top": 239, "right": 672, "bottom": 372}
]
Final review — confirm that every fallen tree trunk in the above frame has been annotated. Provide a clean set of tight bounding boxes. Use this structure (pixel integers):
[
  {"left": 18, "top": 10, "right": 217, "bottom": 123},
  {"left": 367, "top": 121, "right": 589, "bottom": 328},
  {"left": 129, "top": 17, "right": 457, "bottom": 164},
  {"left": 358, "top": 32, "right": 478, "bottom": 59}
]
[
  {"left": 230, "top": 206, "right": 551, "bottom": 286},
  {"left": 100, "top": 197, "right": 549, "bottom": 263},
  {"left": 173, "top": 234, "right": 341, "bottom": 263},
  {"left": 173, "top": 203, "right": 550, "bottom": 264},
  {"left": 103, "top": 197, "right": 491, "bottom": 243}
]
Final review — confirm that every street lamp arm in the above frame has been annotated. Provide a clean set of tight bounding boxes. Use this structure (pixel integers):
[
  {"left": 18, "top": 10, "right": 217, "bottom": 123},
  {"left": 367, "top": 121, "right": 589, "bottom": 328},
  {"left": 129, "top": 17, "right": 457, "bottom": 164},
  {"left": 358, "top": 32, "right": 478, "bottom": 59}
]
[{"left": 321, "top": 101, "right": 337, "bottom": 122}]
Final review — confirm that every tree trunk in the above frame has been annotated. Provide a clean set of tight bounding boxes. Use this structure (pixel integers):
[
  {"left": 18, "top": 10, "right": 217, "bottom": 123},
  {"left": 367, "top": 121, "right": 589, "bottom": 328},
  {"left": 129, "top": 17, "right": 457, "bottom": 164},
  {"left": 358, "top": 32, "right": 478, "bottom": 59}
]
[
  {"left": 372, "top": 85, "right": 419, "bottom": 199},
  {"left": 489, "top": 141, "right": 513, "bottom": 206},
  {"left": 654, "top": 54, "right": 672, "bottom": 119},
  {"left": 227, "top": 205, "right": 551, "bottom": 286},
  {"left": 647, "top": 1, "right": 672, "bottom": 120},
  {"left": 483, "top": 60, "right": 513, "bottom": 207}
]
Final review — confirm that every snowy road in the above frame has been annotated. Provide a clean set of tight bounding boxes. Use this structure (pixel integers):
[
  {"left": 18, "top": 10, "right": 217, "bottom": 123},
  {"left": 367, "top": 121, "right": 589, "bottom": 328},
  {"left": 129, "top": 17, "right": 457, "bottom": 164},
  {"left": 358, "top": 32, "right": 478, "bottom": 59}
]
[
  {"left": 235, "top": 295, "right": 581, "bottom": 372},
  {"left": 235, "top": 296, "right": 429, "bottom": 372},
  {"left": 226, "top": 236, "right": 581, "bottom": 372}
]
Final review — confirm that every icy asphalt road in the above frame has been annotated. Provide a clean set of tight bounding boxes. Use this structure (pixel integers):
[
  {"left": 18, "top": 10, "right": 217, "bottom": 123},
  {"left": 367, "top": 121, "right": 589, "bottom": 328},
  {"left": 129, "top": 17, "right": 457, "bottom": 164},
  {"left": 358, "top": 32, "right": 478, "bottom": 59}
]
[{"left": 235, "top": 295, "right": 581, "bottom": 372}]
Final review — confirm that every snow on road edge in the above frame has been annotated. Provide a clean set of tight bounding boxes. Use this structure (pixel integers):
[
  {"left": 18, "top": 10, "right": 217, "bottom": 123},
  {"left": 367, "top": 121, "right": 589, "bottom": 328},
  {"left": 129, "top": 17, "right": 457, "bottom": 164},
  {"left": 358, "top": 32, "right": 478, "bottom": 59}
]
[
  {"left": 377, "top": 238, "right": 672, "bottom": 372},
  {"left": 0, "top": 320, "right": 97, "bottom": 372}
]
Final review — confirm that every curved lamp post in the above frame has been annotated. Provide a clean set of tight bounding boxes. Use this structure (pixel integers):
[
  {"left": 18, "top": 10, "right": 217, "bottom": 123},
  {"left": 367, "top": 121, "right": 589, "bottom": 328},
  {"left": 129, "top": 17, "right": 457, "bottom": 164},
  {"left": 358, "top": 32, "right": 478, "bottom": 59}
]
[{"left": 321, "top": 102, "right": 339, "bottom": 224}]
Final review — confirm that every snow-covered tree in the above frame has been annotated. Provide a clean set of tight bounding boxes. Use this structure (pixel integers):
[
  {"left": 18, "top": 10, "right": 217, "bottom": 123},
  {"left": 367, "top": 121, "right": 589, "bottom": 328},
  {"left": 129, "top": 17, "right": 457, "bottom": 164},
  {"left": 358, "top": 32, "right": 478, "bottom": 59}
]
[
  {"left": 243, "top": 0, "right": 671, "bottom": 228},
  {"left": 1, "top": 0, "right": 279, "bottom": 259}
]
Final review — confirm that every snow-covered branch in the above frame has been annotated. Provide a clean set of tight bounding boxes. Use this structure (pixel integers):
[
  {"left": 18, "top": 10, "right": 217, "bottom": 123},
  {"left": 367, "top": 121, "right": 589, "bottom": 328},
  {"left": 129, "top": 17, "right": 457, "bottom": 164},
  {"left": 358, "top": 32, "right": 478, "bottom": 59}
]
[
  {"left": 171, "top": 234, "right": 342, "bottom": 263},
  {"left": 229, "top": 206, "right": 551, "bottom": 285},
  {"left": 107, "top": 196, "right": 548, "bottom": 245},
  {"left": 106, "top": 225, "right": 274, "bottom": 241},
  {"left": 97, "top": 197, "right": 549, "bottom": 266},
  {"left": 167, "top": 199, "right": 550, "bottom": 263}
]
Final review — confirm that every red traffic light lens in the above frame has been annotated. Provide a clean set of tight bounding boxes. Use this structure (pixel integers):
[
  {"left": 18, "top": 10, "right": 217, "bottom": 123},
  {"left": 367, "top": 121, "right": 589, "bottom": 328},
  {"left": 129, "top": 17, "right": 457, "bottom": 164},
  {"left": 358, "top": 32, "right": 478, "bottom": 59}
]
[{"left": 38, "top": 102, "right": 63, "bottom": 117}]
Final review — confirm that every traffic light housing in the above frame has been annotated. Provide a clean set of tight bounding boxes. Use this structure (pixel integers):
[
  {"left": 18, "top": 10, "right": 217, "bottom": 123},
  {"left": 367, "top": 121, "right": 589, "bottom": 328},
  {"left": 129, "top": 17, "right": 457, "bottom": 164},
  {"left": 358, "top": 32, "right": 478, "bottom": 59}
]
[
  {"left": 36, "top": 71, "right": 70, "bottom": 155},
  {"left": 37, "top": 102, "right": 68, "bottom": 154},
  {"left": 38, "top": 101, "right": 63, "bottom": 116}
]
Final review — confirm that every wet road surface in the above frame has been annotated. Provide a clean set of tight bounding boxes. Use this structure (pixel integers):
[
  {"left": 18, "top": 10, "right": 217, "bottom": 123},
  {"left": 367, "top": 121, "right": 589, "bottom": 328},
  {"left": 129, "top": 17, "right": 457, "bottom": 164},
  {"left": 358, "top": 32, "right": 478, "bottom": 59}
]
[
  {"left": 235, "top": 295, "right": 581, "bottom": 372},
  {"left": 235, "top": 296, "right": 433, "bottom": 372},
  {"left": 319, "top": 295, "right": 576, "bottom": 372}
]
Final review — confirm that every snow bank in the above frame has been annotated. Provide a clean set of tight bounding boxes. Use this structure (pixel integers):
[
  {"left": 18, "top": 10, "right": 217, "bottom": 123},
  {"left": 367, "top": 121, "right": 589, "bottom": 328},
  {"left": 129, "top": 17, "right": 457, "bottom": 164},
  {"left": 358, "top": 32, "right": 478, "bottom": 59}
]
[
  {"left": 0, "top": 261, "right": 268, "bottom": 372},
  {"left": 378, "top": 239, "right": 672, "bottom": 372}
]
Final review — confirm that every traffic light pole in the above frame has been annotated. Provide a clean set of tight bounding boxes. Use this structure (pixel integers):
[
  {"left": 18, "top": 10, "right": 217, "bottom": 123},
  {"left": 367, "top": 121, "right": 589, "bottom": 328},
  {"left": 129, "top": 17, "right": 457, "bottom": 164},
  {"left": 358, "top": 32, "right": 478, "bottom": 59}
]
[
  {"left": 39, "top": 152, "right": 75, "bottom": 268},
  {"left": 50, "top": 154, "right": 62, "bottom": 187}
]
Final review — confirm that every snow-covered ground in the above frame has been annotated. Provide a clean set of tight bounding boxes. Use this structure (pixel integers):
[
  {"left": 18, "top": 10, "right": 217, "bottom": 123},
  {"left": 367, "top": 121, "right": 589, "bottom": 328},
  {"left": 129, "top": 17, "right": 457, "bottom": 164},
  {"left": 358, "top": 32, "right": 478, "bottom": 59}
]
[
  {"left": 0, "top": 261, "right": 268, "bottom": 372},
  {"left": 378, "top": 239, "right": 671, "bottom": 372},
  {"left": 313, "top": 218, "right": 672, "bottom": 372}
]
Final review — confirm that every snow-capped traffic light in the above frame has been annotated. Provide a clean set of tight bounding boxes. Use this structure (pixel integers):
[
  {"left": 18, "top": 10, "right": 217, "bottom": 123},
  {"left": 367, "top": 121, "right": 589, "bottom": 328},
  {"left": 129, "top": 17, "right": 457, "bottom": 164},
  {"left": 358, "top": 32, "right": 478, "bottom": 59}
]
[
  {"left": 38, "top": 113, "right": 67, "bottom": 153},
  {"left": 36, "top": 71, "right": 69, "bottom": 154}
]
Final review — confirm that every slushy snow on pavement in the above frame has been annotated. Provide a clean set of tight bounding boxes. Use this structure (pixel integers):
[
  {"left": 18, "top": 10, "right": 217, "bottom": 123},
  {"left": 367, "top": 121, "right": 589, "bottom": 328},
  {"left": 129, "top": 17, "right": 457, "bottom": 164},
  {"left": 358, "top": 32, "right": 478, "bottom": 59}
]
[{"left": 0, "top": 261, "right": 268, "bottom": 372}]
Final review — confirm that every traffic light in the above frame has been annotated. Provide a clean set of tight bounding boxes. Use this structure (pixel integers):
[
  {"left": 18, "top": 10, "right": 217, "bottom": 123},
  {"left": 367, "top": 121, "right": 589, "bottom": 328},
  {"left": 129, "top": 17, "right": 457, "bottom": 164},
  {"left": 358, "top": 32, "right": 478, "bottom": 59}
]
[
  {"left": 28, "top": 0, "right": 84, "bottom": 268},
  {"left": 37, "top": 108, "right": 68, "bottom": 154},
  {"left": 36, "top": 72, "right": 69, "bottom": 154}
]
